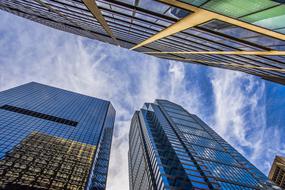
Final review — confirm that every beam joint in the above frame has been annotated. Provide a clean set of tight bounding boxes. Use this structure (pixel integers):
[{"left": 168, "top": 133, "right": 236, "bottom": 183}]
[
  {"left": 131, "top": 0, "right": 285, "bottom": 50},
  {"left": 83, "top": 0, "right": 119, "bottom": 45}
]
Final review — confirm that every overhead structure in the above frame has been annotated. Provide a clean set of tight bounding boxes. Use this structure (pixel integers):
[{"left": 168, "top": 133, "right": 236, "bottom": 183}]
[
  {"left": 0, "top": 0, "right": 285, "bottom": 84},
  {"left": 82, "top": 0, "right": 119, "bottom": 45}
]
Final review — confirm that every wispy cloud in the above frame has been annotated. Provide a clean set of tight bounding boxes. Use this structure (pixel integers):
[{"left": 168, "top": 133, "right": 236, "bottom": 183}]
[
  {"left": 0, "top": 11, "right": 203, "bottom": 189},
  {"left": 210, "top": 69, "right": 285, "bottom": 174},
  {"left": 0, "top": 10, "right": 284, "bottom": 190}
]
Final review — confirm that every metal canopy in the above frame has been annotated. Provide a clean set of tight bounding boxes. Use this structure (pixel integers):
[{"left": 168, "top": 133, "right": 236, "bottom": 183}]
[{"left": 0, "top": 0, "right": 285, "bottom": 84}]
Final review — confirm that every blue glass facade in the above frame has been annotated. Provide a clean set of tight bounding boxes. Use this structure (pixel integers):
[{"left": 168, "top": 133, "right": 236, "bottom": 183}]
[
  {"left": 128, "top": 100, "right": 280, "bottom": 190},
  {"left": 0, "top": 82, "right": 115, "bottom": 190}
]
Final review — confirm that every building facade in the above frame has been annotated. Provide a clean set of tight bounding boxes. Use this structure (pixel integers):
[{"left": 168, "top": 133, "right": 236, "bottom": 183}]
[
  {"left": 128, "top": 99, "right": 280, "bottom": 190},
  {"left": 0, "top": 0, "right": 285, "bottom": 84},
  {"left": 0, "top": 82, "right": 115, "bottom": 190},
  {"left": 269, "top": 156, "right": 285, "bottom": 189}
]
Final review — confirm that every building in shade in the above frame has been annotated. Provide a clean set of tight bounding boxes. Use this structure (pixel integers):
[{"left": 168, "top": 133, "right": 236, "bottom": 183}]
[
  {"left": 128, "top": 99, "right": 280, "bottom": 190},
  {"left": 269, "top": 155, "right": 285, "bottom": 189},
  {"left": 0, "top": 0, "right": 285, "bottom": 84},
  {"left": 0, "top": 82, "right": 115, "bottom": 190}
]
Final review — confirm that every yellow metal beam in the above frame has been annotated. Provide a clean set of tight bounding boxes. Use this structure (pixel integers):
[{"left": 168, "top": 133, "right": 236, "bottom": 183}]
[
  {"left": 130, "top": 0, "right": 285, "bottom": 50},
  {"left": 144, "top": 51, "right": 285, "bottom": 56},
  {"left": 82, "top": 0, "right": 119, "bottom": 45},
  {"left": 130, "top": 10, "right": 210, "bottom": 50},
  {"left": 156, "top": 55, "right": 285, "bottom": 73},
  {"left": 161, "top": 0, "right": 285, "bottom": 40}
]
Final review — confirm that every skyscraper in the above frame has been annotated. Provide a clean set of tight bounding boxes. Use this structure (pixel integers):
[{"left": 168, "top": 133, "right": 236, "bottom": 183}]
[
  {"left": 269, "top": 155, "right": 285, "bottom": 189},
  {"left": 128, "top": 99, "right": 280, "bottom": 189},
  {"left": 0, "top": 82, "right": 115, "bottom": 190},
  {"left": 0, "top": 0, "right": 285, "bottom": 84}
]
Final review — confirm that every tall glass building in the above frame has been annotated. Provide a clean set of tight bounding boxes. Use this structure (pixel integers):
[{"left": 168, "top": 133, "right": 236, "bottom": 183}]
[
  {"left": 0, "top": 82, "right": 115, "bottom": 190},
  {"left": 128, "top": 99, "right": 280, "bottom": 190},
  {"left": 0, "top": 0, "right": 285, "bottom": 84}
]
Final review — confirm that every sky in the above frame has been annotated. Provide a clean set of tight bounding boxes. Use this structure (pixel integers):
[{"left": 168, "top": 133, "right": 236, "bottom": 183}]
[{"left": 0, "top": 11, "right": 285, "bottom": 189}]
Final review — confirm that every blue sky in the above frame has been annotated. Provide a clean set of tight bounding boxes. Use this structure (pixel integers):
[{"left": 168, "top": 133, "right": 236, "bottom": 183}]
[{"left": 0, "top": 11, "right": 284, "bottom": 189}]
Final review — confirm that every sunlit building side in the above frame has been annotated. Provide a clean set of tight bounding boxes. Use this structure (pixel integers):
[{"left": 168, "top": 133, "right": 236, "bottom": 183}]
[
  {"left": 269, "top": 155, "right": 285, "bottom": 189},
  {"left": 0, "top": 82, "right": 115, "bottom": 190}
]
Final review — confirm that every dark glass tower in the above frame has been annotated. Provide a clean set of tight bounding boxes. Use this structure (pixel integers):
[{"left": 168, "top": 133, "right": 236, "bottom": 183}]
[
  {"left": 0, "top": 82, "right": 115, "bottom": 190},
  {"left": 0, "top": 0, "right": 285, "bottom": 84},
  {"left": 128, "top": 100, "right": 280, "bottom": 190}
]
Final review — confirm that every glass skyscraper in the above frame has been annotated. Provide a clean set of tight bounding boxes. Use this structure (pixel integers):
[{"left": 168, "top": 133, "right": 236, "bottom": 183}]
[
  {"left": 128, "top": 99, "right": 280, "bottom": 190},
  {"left": 0, "top": 0, "right": 285, "bottom": 84},
  {"left": 0, "top": 82, "right": 115, "bottom": 190}
]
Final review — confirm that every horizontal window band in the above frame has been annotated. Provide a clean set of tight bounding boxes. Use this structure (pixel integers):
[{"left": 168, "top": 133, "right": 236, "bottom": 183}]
[{"left": 0, "top": 104, "right": 78, "bottom": 127}]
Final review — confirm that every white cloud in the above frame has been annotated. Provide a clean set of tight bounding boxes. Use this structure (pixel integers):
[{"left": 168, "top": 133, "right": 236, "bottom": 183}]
[
  {"left": 0, "top": 11, "right": 203, "bottom": 190},
  {"left": 210, "top": 68, "right": 285, "bottom": 174},
  {"left": 1, "top": 10, "right": 284, "bottom": 190}
]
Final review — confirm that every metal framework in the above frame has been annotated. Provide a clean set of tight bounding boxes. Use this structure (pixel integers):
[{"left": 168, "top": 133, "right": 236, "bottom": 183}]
[
  {"left": 0, "top": 0, "right": 285, "bottom": 84},
  {"left": 130, "top": 9, "right": 210, "bottom": 50},
  {"left": 156, "top": 55, "right": 285, "bottom": 73},
  {"left": 82, "top": 0, "right": 119, "bottom": 45},
  {"left": 145, "top": 51, "right": 285, "bottom": 56},
  {"left": 131, "top": 0, "right": 285, "bottom": 50}
]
